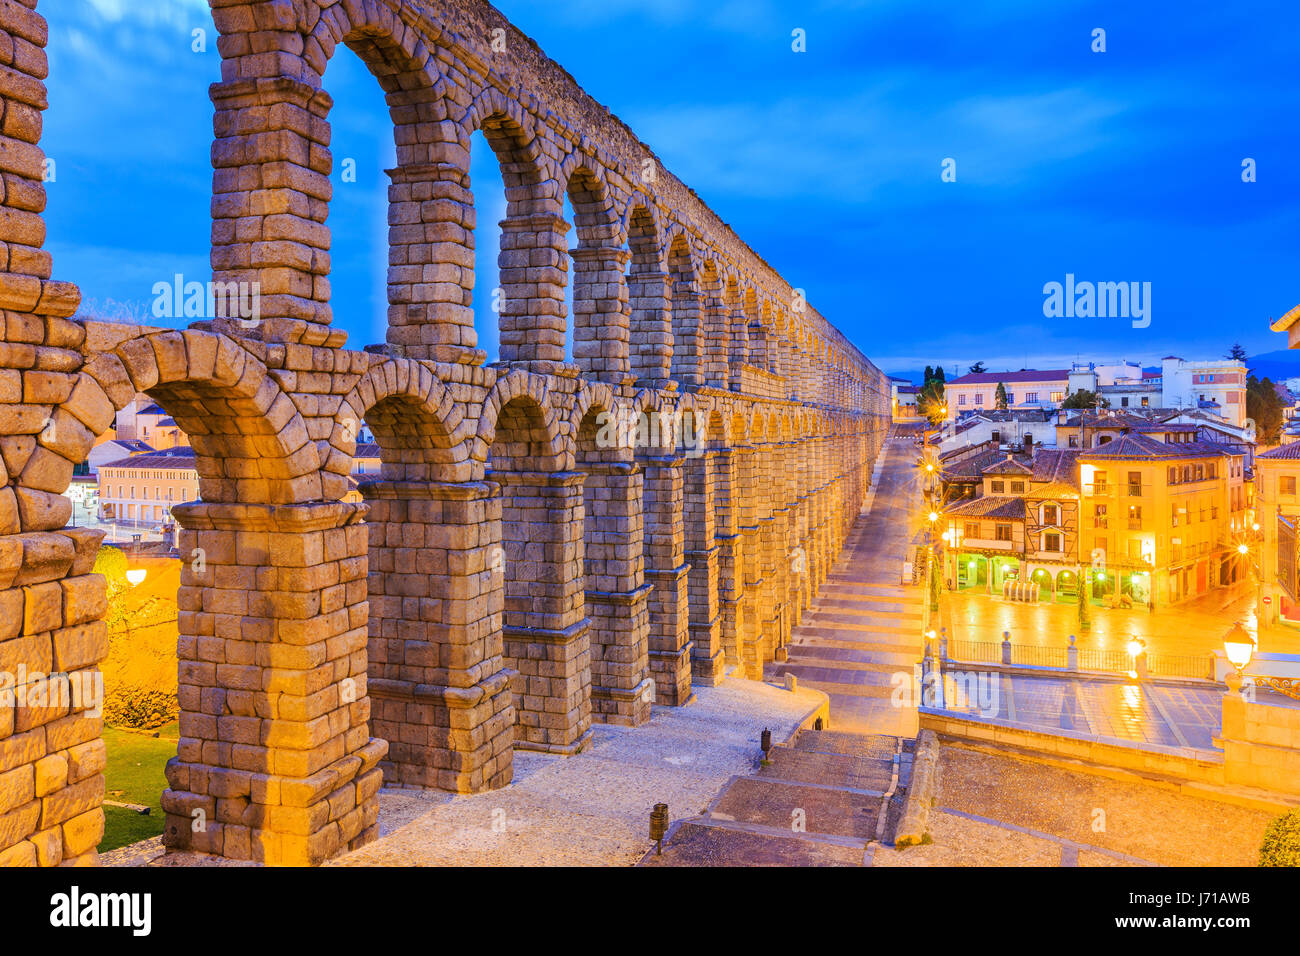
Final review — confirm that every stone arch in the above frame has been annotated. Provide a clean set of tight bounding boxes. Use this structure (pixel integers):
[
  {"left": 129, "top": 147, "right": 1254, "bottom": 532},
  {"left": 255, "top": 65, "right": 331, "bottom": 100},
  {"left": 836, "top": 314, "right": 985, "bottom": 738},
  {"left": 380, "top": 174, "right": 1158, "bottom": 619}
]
[
  {"left": 332, "top": 358, "right": 470, "bottom": 485},
  {"left": 625, "top": 199, "right": 671, "bottom": 384},
  {"left": 476, "top": 370, "right": 566, "bottom": 471},
  {"left": 562, "top": 159, "right": 628, "bottom": 380},
  {"left": 75, "top": 330, "right": 322, "bottom": 507}
]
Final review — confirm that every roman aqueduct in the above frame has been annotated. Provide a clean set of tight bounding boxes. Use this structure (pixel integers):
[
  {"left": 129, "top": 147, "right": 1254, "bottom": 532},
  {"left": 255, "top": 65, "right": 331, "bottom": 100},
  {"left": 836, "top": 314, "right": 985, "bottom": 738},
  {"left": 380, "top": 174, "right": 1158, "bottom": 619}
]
[{"left": 0, "top": 0, "right": 890, "bottom": 865}]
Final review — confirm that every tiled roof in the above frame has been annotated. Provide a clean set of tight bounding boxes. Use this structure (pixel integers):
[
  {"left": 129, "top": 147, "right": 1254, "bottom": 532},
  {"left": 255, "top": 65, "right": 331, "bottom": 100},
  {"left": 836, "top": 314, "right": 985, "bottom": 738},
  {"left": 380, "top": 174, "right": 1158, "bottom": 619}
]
[
  {"left": 102, "top": 439, "right": 154, "bottom": 454},
  {"left": 1258, "top": 441, "right": 1300, "bottom": 460},
  {"left": 1030, "top": 449, "right": 1080, "bottom": 488},
  {"left": 946, "top": 369, "right": 1070, "bottom": 386},
  {"left": 99, "top": 447, "right": 197, "bottom": 470},
  {"left": 944, "top": 496, "right": 1025, "bottom": 519},
  {"left": 1079, "top": 434, "right": 1228, "bottom": 460},
  {"left": 138, "top": 402, "right": 165, "bottom": 416},
  {"left": 942, "top": 448, "right": 1026, "bottom": 480},
  {"left": 355, "top": 442, "right": 381, "bottom": 459},
  {"left": 983, "top": 456, "right": 1033, "bottom": 475}
]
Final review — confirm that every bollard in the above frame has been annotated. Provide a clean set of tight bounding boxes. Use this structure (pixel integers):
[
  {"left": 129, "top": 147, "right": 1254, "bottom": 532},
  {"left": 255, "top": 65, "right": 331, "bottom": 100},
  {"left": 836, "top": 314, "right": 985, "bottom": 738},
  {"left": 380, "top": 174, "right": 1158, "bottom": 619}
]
[
  {"left": 1001, "top": 630, "right": 1012, "bottom": 666},
  {"left": 784, "top": 672, "right": 798, "bottom": 693},
  {"left": 650, "top": 803, "right": 669, "bottom": 855},
  {"left": 1067, "top": 634, "right": 1078, "bottom": 672},
  {"left": 760, "top": 728, "right": 772, "bottom": 755}
]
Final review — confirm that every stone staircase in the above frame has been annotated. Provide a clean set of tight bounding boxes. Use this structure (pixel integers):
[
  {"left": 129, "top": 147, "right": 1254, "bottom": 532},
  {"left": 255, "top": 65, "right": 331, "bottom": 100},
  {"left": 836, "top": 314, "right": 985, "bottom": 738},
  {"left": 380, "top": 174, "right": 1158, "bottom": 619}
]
[{"left": 640, "top": 728, "right": 914, "bottom": 866}]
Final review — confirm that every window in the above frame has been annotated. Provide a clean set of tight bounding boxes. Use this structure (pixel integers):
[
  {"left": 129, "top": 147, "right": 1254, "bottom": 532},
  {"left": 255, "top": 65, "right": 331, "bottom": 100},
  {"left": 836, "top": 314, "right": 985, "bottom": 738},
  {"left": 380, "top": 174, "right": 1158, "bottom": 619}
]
[
  {"left": 1282, "top": 476, "right": 1297, "bottom": 496},
  {"left": 1042, "top": 504, "right": 1059, "bottom": 525},
  {"left": 1025, "top": 391, "right": 1038, "bottom": 403},
  {"left": 1068, "top": 435, "right": 1078, "bottom": 448},
  {"left": 991, "top": 480, "right": 1005, "bottom": 493},
  {"left": 996, "top": 524, "right": 1013, "bottom": 541},
  {"left": 1168, "top": 466, "right": 1177, "bottom": 485},
  {"left": 1044, "top": 532, "right": 1062, "bottom": 552},
  {"left": 1094, "top": 504, "right": 1108, "bottom": 529},
  {"left": 1127, "top": 471, "right": 1142, "bottom": 496},
  {"left": 1006, "top": 392, "right": 1015, "bottom": 404},
  {"left": 991, "top": 431, "right": 1001, "bottom": 444},
  {"left": 1128, "top": 504, "right": 1142, "bottom": 530},
  {"left": 1141, "top": 396, "right": 1149, "bottom": 407},
  {"left": 974, "top": 393, "right": 983, "bottom": 405},
  {"left": 964, "top": 522, "right": 979, "bottom": 540},
  {"left": 1051, "top": 391, "right": 1064, "bottom": 403},
  {"left": 1093, "top": 471, "right": 1109, "bottom": 490},
  {"left": 1121, "top": 397, "right": 1130, "bottom": 407},
  {"left": 958, "top": 394, "right": 967, "bottom": 406},
  {"left": 1010, "top": 481, "right": 1025, "bottom": 494}
]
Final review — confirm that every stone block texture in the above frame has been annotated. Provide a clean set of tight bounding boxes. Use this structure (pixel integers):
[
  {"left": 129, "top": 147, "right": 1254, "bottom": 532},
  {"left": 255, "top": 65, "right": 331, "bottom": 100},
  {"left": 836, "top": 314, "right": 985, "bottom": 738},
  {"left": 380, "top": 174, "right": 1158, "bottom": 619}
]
[{"left": 0, "top": 0, "right": 890, "bottom": 865}]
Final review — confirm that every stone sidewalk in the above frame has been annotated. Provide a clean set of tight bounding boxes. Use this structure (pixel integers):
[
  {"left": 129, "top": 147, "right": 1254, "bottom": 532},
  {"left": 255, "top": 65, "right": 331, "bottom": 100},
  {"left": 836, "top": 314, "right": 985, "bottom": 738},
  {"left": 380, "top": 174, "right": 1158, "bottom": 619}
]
[{"left": 330, "top": 676, "right": 827, "bottom": 867}]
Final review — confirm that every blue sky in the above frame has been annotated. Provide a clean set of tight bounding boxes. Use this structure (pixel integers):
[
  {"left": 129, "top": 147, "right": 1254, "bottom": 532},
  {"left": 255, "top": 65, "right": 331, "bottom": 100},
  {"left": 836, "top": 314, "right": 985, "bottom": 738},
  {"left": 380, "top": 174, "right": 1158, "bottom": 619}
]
[{"left": 42, "top": 0, "right": 1300, "bottom": 381}]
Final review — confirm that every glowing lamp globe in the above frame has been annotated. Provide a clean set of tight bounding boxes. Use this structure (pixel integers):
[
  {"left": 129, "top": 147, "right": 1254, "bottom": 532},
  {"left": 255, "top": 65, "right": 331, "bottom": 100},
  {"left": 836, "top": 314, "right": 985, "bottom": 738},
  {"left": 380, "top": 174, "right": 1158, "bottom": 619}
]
[
  {"left": 126, "top": 569, "right": 147, "bottom": 586},
  {"left": 1223, "top": 623, "right": 1256, "bottom": 673}
]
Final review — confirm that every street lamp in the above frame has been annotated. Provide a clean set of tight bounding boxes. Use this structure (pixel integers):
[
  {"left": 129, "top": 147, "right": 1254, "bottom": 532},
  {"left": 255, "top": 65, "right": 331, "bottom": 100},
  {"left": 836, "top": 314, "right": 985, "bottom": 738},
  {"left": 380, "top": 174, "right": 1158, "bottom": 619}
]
[
  {"left": 126, "top": 568, "right": 147, "bottom": 587},
  {"left": 1222, "top": 621, "right": 1256, "bottom": 696}
]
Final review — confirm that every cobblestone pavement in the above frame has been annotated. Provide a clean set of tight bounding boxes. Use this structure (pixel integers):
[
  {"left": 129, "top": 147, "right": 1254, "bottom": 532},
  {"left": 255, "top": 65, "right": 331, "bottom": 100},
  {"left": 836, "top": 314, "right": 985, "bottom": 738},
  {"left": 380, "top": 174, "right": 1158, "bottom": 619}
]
[
  {"left": 872, "top": 745, "right": 1278, "bottom": 867},
  {"left": 937, "top": 669, "right": 1224, "bottom": 751},
  {"left": 771, "top": 438, "right": 925, "bottom": 737},
  {"left": 329, "top": 678, "right": 823, "bottom": 867}
]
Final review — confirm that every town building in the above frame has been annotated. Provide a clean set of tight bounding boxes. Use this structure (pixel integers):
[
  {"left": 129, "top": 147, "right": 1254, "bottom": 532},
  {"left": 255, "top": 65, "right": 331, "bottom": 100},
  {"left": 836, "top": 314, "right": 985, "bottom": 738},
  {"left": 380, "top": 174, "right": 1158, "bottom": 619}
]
[
  {"left": 936, "top": 409, "right": 1056, "bottom": 456},
  {"left": 943, "top": 369, "right": 1069, "bottom": 421},
  {"left": 1065, "top": 357, "right": 1248, "bottom": 426},
  {"left": 1255, "top": 442, "right": 1300, "bottom": 626},
  {"left": 891, "top": 379, "right": 922, "bottom": 422},
  {"left": 939, "top": 448, "right": 1081, "bottom": 598},
  {"left": 97, "top": 445, "right": 200, "bottom": 528},
  {"left": 1077, "top": 434, "right": 1248, "bottom": 607}
]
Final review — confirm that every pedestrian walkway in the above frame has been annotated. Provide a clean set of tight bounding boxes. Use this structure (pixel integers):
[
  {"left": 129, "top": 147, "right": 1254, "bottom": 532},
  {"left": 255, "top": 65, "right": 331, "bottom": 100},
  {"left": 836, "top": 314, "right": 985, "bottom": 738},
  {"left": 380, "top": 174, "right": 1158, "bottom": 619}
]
[
  {"left": 770, "top": 438, "right": 926, "bottom": 737},
  {"left": 641, "top": 728, "right": 912, "bottom": 866}
]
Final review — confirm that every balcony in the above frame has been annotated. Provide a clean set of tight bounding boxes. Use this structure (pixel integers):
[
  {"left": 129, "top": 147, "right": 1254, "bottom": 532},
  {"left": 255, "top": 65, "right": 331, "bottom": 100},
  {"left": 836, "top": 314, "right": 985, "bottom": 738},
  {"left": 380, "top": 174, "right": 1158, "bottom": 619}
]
[{"left": 1083, "top": 483, "right": 1112, "bottom": 497}]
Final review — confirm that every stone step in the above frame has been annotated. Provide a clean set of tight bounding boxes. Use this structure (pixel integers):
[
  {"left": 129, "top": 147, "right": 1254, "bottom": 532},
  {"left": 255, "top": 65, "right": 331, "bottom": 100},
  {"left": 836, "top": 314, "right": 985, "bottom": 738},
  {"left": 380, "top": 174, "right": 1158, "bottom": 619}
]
[
  {"left": 758, "top": 745, "right": 896, "bottom": 792},
  {"left": 792, "top": 729, "right": 903, "bottom": 759},
  {"left": 785, "top": 645, "right": 919, "bottom": 670},
  {"left": 707, "top": 776, "right": 882, "bottom": 841},
  {"left": 640, "top": 821, "right": 866, "bottom": 866}
]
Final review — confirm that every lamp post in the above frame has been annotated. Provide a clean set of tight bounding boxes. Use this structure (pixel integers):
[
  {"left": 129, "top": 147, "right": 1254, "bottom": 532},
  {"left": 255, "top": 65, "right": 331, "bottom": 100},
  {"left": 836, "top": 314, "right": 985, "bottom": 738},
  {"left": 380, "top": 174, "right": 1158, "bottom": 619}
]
[{"left": 1222, "top": 621, "right": 1256, "bottom": 696}]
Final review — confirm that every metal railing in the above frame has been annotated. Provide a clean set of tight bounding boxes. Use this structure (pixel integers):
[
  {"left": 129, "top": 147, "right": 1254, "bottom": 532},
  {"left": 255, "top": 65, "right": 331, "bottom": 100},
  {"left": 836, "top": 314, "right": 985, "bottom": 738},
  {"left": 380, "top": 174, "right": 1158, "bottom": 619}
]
[{"left": 935, "top": 629, "right": 1215, "bottom": 681}]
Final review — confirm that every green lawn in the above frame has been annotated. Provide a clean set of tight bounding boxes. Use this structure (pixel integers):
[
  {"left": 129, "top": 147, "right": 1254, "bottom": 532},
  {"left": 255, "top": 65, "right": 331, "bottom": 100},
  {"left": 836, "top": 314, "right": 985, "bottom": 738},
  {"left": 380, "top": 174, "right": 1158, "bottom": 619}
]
[{"left": 99, "top": 721, "right": 179, "bottom": 853}]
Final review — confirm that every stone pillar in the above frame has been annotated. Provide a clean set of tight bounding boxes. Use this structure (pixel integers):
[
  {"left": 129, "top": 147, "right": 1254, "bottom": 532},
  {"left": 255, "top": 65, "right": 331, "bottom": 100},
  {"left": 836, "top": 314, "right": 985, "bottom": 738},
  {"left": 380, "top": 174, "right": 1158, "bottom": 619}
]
[
  {"left": 497, "top": 214, "right": 570, "bottom": 369},
  {"left": 362, "top": 480, "right": 513, "bottom": 793},
  {"left": 571, "top": 246, "right": 631, "bottom": 383},
  {"left": 639, "top": 454, "right": 692, "bottom": 705},
  {"left": 670, "top": 286, "right": 706, "bottom": 387},
  {"left": 683, "top": 449, "right": 723, "bottom": 685},
  {"left": 734, "top": 444, "right": 764, "bottom": 678},
  {"left": 759, "top": 442, "right": 787, "bottom": 658},
  {"left": 581, "top": 462, "right": 652, "bottom": 726},
  {"left": 210, "top": 77, "right": 340, "bottom": 347},
  {"left": 163, "top": 501, "right": 384, "bottom": 866},
  {"left": 728, "top": 301, "right": 749, "bottom": 391},
  {"left": 0, "top": 526, "right": 109, "bottom": 867},
  {"left": 703, "top": 291, "right": 730, "bottom": 388},
  {"left": 629, "top": 271, "right": 673, "bottom": 387},
  {"left": 494, "top": 471, "right": 592, "bottom": 753},
  {"left": 713, "top": 447, "right": 743, "bottom": 672},
  {"left": 385, "top": 162, "right": 485, "bottom": 365}
]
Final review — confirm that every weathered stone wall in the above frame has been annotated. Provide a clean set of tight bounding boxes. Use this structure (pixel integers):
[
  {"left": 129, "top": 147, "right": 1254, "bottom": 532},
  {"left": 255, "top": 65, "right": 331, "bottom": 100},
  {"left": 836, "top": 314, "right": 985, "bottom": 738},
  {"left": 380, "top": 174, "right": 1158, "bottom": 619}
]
[{"left": 0, "top": 0, "right": 891, "bottom": 866}]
